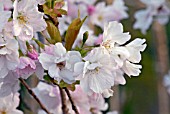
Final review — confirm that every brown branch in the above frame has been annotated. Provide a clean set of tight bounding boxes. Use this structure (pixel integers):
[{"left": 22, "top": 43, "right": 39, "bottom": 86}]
[
  {"left": 64, "top": 88, "right": 79, "bottom": 114},
  {"left": 59, "top": 86, "right": 70, "bottom": 114},
  {"left": 19, "top": 78, "right": 51, "bottom": 114}
]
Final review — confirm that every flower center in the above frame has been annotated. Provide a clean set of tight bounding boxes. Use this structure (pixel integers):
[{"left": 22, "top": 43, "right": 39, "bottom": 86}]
[
  {"left": 17, "top": 15, "right": 28, "bottom": 25},
  {"left": 57, "top": 62, "right": 66, "bottom": 70},
  {"left": 98, "top": 15, "right": 103, "bottom": 21},
  {"left": 102, "top": 40, "right": 111, "bottom": 49}
]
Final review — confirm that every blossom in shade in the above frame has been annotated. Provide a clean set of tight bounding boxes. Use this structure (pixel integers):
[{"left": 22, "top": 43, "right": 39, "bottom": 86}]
[
  {"left": 89, "top": 2, "right": 114, "bottom": 29},
  {"left": 134, "top": 0, "right": 170, "bottom": 34},
  {"left": 33, "top": 82, "right": 61, "bottom": 112},
  {"left": 0, "top": 71, "right": 20, "bottom": 98},
  {"left": 109, "top": 0, "right": 128, "bottom": 21},
  {"left": 13, "top": 0, "right": 47, "bottom": 41},
  {"left": 88, "top": 93, "right": 108, "bottom": 113},
  {"left": 0, "top": 93, "right": 23, "bottom": 114},
  {"left": 69, "top": 85, "right": 90, "bottom": 114}
]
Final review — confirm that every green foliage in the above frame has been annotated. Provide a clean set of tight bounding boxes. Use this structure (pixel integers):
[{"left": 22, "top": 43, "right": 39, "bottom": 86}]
[
  {"left": 65, "top": 16, "right": 87, "bottom": 51},
  {"left": 46, "top": 20, "right": 62, "bottom": 43}
]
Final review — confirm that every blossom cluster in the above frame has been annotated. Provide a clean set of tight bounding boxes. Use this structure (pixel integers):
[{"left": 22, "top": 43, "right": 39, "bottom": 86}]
[{"left": 0, "top": 0, "right": 146, "bottom": 114}]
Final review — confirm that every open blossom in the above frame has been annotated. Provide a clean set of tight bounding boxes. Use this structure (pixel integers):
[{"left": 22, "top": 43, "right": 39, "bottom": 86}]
[
  {"left": 102, "top": 21, "right": 131, "bottom": 68},
  {"left": 102, "top": 21, "right": 146, "bottom": 78},
  {"left": 0, "top": 2, "right": 11, "bottom": 32},
  {"left": 0, "top": 93, "right": 23, "bottom": 114},
  {"left": 134, "top": 0, "right": 170, "bottom": 34},
  {"left": 74, "top": 47, "right": 115, "bottom": 95},
  {"left": 39, "top": 43, "right": 81, "bottom": 84},
  {"left": 0, "top": 38, "right": 19, "bottom": 78},
  {"left": 13, "top": 0, "right": 47, "bottom": 41}
]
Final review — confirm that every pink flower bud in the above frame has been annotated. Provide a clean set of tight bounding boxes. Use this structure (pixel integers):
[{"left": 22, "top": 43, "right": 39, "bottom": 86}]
[
  {"left": 27, "top": 45, "right": 38, "bottom": 60},
  {"left": 87, "top": 5, "right": 96, "bottom": 15}
]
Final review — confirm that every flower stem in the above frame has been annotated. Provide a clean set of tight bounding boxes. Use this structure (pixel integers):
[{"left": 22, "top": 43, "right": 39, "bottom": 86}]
[
  {"left": 59, "top": 86, "right": 70, "bottom": 114},
  {"left": 64, "top": 88, "right": 79, "bottom": 114},
  {"left": 19, "top": 78, "right": 51, "bottom": 114}
]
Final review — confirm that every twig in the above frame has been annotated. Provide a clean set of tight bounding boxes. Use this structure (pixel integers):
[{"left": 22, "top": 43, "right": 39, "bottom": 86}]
[
  {"left": 19, "top": 78, "right": 51, "bottom": 114},
  {"left": 59, "top": 86, "right": 70, "bottom": 114},
  {"left": 64, "top": 88, "right": 79, "bottom": 114}
]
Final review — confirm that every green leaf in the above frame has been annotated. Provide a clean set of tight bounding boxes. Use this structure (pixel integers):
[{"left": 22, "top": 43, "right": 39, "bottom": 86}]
[
  {"left": 65, "top": 16, "right": 87, "bottom": 51},
  {"left": 46, "top": 20, "right": 62, "bottom": 43},
  {"left": 81, "top": 31, "right": 89, "bottom": 48}
]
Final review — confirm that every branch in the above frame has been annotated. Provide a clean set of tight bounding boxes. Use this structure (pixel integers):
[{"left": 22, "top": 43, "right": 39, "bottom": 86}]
[
  {"left": 59, "top": 86, "right": 70, "bottom": 114},
  {"left": 64, "top": 88, "right": 79, "bottom": 114},
  {"left": 19, "top": 78, "right": 51, "bottom": 114}
]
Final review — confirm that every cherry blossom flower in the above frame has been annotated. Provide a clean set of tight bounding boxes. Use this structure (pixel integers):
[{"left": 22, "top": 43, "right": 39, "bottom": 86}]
[
  {"left": 134, "top": 0, "right": 170, "bottom": 34},
  {"left": 39, "top": 43, "right": 81, "bottom": 84},
  {"left": 74, "top": 47, "right": 115, "bottom": 95},
  {"left": 102, "top": 21, "right": 146, "bottom": 77},
  {"left": 0, "top": 93, "right": 23, "bottom": 114},
  {"left": 102, "top": 21, "right": 131, "bottom": 68},
  {"left": 13, "top": 0, "right": 47, "bottom": 41}
]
